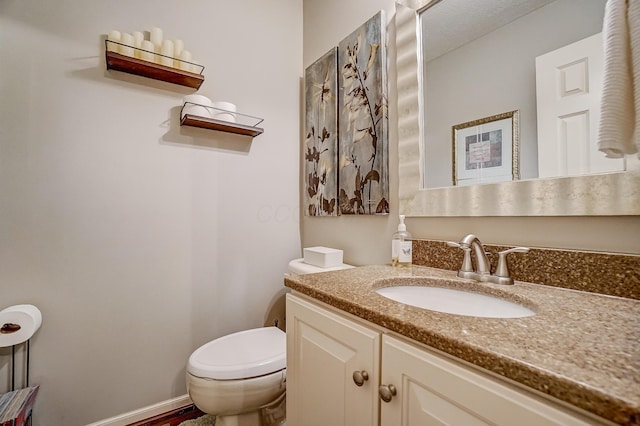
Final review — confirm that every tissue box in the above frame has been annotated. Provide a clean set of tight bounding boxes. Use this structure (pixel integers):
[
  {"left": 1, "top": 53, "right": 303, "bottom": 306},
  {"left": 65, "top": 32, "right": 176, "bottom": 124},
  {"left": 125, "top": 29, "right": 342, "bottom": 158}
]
[{"left": 303, "top": 246, "right": 344, "bottom": 268}]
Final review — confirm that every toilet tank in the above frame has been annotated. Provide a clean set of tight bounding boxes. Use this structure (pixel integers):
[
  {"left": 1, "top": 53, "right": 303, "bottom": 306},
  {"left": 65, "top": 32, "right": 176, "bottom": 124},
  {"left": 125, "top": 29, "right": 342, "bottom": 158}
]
[
  {"left": 264, "top": 258, "right": 355, "bottom": 332},
  {"left": 287, "top": 258, "right": 355, "bottom": 276}
]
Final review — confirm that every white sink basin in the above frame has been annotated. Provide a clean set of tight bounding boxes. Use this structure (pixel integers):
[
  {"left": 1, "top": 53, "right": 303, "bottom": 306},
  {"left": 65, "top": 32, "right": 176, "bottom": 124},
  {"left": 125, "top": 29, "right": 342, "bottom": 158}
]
[{"left": 375, "top": 286, "right": 535, "bottom": 318}]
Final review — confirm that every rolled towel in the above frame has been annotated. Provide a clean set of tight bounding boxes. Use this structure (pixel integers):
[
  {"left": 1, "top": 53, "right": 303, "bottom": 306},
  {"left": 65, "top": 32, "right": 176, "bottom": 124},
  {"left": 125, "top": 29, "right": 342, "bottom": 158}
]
[{"left": 597, "top": 0, "right": 640, "bottom": 158}]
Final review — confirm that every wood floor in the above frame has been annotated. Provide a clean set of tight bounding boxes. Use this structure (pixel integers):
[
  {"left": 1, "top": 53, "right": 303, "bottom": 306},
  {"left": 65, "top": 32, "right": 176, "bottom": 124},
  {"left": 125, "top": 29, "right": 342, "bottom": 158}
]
[{"left": 126, "top": 404, "right": 205, "bottom": 426}]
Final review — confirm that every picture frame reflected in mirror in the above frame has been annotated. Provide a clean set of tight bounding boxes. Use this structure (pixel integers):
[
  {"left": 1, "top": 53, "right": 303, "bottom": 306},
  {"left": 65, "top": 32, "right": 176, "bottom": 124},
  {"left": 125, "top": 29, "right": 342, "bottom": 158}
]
[{"left": 452, "top": 110, "right": 520, "bottom": 186}]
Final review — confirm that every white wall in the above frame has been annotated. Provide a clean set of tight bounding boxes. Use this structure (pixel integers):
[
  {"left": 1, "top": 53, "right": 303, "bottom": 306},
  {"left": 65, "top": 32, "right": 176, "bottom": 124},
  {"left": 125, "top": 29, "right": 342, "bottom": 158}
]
[
  {"left": 0, "top": 0, "right": 302, "bottom": 424},
  {"left": 302, "top": 0, "right": 640, "bottom": 262}
]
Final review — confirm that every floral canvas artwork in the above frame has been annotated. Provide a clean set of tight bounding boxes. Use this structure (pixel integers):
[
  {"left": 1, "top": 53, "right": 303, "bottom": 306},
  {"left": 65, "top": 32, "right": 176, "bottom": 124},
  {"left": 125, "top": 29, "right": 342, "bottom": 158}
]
[
  {"left": 304, "top": 48, "right": 338, "bottom": 216},
  {"left": 338, "top": 11, "right": 389, "bottom": 215}
]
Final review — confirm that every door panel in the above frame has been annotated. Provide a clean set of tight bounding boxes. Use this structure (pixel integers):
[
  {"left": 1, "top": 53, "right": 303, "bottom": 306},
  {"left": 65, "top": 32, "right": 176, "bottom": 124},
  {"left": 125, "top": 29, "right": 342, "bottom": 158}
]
[{"left": 536, "top": 32, "right": 623, "bottom": 177}]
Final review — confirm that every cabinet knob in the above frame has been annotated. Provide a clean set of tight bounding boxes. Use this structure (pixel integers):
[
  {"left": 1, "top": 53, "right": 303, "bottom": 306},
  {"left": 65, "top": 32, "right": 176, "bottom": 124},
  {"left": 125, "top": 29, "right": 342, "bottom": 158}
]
[
  {"left": 379, "top": 384, "right": 397, "bottom": 402},
  {"left": 352, "top": 370, "right": 369, "bottom": 387}
]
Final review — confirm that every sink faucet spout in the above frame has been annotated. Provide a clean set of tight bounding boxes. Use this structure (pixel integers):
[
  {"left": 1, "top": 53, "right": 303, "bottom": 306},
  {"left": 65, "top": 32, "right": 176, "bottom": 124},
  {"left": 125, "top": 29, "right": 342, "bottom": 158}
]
[{"left": 459, "top": 234, "right": 491, "bottom": 276}]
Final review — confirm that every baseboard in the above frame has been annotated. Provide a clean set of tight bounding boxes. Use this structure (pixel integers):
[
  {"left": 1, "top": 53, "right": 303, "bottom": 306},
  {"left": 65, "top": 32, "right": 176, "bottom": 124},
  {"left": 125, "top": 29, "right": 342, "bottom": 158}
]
[{"left": 86, "top": 394, "right": 194, "bottom": 426}]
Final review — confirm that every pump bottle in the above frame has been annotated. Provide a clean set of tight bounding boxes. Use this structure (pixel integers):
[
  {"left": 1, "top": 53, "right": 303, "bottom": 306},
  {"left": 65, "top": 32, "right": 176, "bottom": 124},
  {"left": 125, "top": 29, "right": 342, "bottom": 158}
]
[{"left": 391, "top": 215, "right": 412, "bottom": 267}]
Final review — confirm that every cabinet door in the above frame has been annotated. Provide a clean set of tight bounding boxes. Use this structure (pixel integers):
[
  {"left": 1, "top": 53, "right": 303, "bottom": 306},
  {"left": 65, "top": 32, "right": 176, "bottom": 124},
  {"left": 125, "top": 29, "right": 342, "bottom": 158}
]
[
  {"left": 286, "top": 294, "right": 380, "bottom": 426},
  {"left": 380, "top": 334, "right": 601, "bottom": 426}
]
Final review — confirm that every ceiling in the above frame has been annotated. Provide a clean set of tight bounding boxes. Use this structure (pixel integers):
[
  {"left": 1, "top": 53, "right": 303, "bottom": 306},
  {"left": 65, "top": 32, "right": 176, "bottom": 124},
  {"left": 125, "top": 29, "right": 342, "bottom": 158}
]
[{"left": 421, "top": 0, "right": 558, "bottom": 61}]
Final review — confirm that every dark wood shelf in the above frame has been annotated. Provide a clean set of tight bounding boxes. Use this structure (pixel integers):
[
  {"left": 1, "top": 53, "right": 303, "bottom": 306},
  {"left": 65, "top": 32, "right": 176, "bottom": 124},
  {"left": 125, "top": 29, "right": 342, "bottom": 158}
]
[
  {"left": 106, "top": 50, "right": 205, "bottom": 89},
  {"left": 180, "top": 114, "right": 264, "bottom": 137}
]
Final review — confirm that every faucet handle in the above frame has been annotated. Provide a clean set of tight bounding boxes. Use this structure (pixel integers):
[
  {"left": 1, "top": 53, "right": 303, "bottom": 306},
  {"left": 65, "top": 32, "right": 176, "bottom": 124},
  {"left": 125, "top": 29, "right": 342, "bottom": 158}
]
[
  {"left": 495, "top": 247, "right": 530, "bottom": 279},
  {"left": 499, "top": 246, "right": 530, "bottom": 255},
  {"left": 447, "top": 241, "right": 473, "bottom": 273}
]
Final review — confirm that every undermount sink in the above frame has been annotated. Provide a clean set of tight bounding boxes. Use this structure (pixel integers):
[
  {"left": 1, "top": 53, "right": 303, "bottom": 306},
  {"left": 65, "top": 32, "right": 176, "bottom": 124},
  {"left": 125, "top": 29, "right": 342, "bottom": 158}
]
[{"left": 375, "top": 285, "right": 535, "bottom": 318}]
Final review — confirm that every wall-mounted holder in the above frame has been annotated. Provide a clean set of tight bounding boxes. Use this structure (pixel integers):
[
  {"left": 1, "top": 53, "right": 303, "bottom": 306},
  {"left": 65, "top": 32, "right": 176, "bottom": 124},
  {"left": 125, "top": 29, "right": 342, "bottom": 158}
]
[
  {"left": 180, "top": 102, "right": 264, "bottom": 137},
  {"left": 0, "top": 304, "right": 42, "bottom": 393},
  {"left": 105, "top": 40, "right": 205, "bottom": 89}
]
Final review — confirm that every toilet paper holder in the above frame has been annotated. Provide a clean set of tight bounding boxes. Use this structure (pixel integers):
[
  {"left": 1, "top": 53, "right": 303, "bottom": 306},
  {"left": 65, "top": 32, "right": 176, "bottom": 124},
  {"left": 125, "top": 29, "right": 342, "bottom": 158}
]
[
  {"left": 1, "top": 323, "right": 21, "bottom": 334},
  {"left": 0, "top": 304, "right": 42, "bottom": 392},
  {"left": 4, "top": 340, "right": 32, "bottom": 392}
]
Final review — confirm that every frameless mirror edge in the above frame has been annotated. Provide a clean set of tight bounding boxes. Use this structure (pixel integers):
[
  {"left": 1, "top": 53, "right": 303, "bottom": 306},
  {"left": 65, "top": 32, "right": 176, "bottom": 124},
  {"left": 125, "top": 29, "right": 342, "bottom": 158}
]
[{"left": 395, "top": 0, "right": 640, "bottom": 216}]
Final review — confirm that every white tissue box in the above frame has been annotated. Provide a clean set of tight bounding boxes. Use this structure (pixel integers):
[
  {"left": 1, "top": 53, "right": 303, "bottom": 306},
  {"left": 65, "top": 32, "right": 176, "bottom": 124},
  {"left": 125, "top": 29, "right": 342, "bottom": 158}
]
[{"left": 303, "top": 246, "right": 344, "bottom": 268}]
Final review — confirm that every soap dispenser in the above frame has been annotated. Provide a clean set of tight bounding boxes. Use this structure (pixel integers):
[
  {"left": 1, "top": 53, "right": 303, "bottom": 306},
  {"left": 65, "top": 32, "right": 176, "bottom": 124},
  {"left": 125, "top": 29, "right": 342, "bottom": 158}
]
[{"left": 391, "top": 215, "right": 412, "bottom": 267}]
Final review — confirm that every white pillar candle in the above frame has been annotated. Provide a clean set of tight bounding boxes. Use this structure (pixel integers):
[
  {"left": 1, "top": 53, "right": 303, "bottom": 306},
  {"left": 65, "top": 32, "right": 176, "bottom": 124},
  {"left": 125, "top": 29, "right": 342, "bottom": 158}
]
[
  {"left": 132, "top": 31, "right": 144, "bottom": 48},
  {"left": 160, "top": 40, "right": 174, "bottom": 67},
  {"left": 140, "top": 40, "right": 155, "bottom": 62},
  {"left": 120, "top": 32, "right": 134, "bottom": 57},
  {"left": 178, "top": 50, "right": 192, "bottom": 72},
  {"left": 132, "top": 31, "right": 144, "bottom": 59},
  {"left": 107, "top": 30, "right": 121, "bottom": 52},
  {"left": 173, "top": 39, "right": 184, "bottom": 68},
  {"left": 173, "top": 39, "right": 184, "bottom": 57},
  {"left": 150, "top": 27, "right": 163, "bottom": 49}
]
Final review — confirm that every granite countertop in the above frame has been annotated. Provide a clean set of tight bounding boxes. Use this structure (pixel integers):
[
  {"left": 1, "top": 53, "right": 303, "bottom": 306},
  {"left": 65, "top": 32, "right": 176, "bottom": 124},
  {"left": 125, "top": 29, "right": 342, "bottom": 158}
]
[{"left": 284, "top": 264, "right": 640, "bottom": 425}]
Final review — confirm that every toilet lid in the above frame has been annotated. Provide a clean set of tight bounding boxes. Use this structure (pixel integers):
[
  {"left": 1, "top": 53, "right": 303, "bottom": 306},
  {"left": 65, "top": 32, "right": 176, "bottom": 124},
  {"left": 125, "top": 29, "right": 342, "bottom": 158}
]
[
  {"left": 288, "top": 258, "right": 355, "bottom": 275},
  {"left": 187, "top": 327, "right": 286, "bottom": 380}
]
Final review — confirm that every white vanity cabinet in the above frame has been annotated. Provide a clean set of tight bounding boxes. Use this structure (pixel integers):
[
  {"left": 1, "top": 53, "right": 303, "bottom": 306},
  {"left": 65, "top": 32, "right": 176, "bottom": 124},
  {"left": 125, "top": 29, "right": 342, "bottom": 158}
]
[
  {"left": 286, "top": 293, "right": 380, "bottom": 426},
  {"left": 286, "top": 293, "right": 611, "bottom": 426},
  {"left": 380, "top": 334, "right": 607, "bottom": 425}
]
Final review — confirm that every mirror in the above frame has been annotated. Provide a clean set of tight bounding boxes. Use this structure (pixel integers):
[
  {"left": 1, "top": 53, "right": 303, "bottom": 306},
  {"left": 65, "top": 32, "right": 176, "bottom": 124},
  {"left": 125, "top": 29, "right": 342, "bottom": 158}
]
[{"left": 396, "top": 0, "right": 640, "bottom": 216}]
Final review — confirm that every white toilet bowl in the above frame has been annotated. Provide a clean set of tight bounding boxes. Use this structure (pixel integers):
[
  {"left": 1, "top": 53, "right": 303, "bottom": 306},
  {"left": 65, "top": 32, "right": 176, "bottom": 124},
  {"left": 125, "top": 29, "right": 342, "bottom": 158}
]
[
  {"left": 186, "top": 253, "right": 353, "bottom": 426},
  {"left": 186, "top": 327, "right": 286, "bottom": 426}
]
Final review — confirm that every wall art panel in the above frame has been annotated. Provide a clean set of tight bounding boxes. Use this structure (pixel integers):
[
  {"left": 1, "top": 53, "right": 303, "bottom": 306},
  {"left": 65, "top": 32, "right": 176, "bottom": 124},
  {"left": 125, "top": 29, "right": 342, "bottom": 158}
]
[
  {"left": 304, "top": 47, "right": 339, "bottom": 216},
  {"left": 338, "top": 10, "right": 389, "bottom": 215}
]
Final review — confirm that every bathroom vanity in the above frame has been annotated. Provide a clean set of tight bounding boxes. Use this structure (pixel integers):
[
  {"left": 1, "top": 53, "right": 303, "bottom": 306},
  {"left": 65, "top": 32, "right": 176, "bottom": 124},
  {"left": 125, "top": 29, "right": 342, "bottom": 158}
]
[{"left": 284, "top": 265, "right": 639, "bottom": 426}]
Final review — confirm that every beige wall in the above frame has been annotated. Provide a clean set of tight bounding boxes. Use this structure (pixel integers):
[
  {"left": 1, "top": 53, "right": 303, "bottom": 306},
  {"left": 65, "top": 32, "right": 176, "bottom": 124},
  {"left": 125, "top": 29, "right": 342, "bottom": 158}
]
[
  {"left": 302, "top": 0, "right": 640, "bottom": 266},
  {"left": 0, "top": 0, "right": 302, "bottom": 424}
]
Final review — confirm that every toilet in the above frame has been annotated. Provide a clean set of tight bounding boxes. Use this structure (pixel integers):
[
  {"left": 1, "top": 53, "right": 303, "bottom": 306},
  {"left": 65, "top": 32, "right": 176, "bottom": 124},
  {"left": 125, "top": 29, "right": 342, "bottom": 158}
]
[{"left": 186, "top": 256, "right": 354, "bottom": 426}]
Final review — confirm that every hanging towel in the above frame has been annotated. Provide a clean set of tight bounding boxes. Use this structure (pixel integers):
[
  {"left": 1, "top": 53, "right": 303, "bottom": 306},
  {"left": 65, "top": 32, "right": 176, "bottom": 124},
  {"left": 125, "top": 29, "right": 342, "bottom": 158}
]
[{"left": 597, "top": 0, "right": 640, "bottom": 158}]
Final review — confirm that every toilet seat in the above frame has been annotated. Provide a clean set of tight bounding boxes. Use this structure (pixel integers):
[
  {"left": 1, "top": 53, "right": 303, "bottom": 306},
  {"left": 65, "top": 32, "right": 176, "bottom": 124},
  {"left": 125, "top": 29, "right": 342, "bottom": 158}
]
[{"left": 187, "top": 327, "right": 286, "bottom": 380}]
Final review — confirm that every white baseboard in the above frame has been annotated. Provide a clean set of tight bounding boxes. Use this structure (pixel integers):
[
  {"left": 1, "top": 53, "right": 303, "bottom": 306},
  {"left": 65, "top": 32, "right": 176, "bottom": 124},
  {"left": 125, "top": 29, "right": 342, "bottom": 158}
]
[{"left": 86, "top": 394, "right": 193, "bottom": 426}]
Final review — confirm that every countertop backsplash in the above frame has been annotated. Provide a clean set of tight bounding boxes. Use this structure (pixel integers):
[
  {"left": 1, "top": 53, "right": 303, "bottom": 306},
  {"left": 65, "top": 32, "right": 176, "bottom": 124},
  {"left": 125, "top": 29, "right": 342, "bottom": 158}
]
[{"left": 412, "top": 239, "right": 640, "bottom": 300}]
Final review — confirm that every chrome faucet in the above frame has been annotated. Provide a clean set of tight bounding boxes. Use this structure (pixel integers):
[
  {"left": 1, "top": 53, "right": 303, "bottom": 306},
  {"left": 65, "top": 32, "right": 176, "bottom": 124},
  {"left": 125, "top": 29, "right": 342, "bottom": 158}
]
[
  {"left": 447, "top": 234, "right": 491, "bottom": 280},
  {"left": 448, "top": 234, "right": 529, "bottom": 285}
]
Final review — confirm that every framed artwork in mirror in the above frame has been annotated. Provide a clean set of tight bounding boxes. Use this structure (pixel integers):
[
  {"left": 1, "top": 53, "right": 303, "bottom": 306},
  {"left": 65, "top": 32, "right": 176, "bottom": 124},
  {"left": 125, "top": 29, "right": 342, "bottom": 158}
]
[{"left": 452, "top": 110, "right": 520, "bottom": 186}]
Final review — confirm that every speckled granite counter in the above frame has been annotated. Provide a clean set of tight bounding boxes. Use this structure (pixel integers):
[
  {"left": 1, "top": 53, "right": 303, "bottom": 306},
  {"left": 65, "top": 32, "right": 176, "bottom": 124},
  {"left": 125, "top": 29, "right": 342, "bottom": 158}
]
[{"left": 284, "top": 264, "right": 640, "bottom": 425}]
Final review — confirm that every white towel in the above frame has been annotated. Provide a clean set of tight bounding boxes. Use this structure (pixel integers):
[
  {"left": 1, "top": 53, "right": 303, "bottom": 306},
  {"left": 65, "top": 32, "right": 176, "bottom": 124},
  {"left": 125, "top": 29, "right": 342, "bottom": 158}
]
[{"left": 597, "top": 0, "right": 640, "bottom": 158}]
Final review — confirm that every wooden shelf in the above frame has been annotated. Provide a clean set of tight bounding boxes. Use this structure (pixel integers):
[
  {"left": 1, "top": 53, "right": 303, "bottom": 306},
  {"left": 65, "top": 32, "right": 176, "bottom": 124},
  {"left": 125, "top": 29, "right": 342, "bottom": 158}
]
[
  {"left": 180, "top": 114, "right": 264, "bottom": 137},
  {"left": 105, "top": 50, "right": 205, "bottom": 89}
]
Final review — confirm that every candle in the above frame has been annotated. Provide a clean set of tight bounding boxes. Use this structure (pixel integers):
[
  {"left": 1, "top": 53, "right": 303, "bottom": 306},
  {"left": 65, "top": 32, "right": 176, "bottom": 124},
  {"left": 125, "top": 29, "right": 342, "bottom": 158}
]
[
  {"left": 131, "top": 31, "right": 144, "bottom": 58},
  {"left": 178, "top": 50, "right": 192, "bottom": 72},
  {"left": 107, "top": 30, "right": 121, "bottom": 52},
  {"left": 160, "top": 40, "right": 174, "bottom": 67},
  {"left": 132, "top": 31, "right": 144, "bottom": 47},
  {"left": 120, "top": 32, "right": 134, "bottom": 57},
  {"left": 173, "top": 39, "right": 184, "bottom": 68},
  {"left": 140, "top": 40, "right": 155, "bottom": 62},
  {"left": 173, "top": 39, "right": 184, "bottom": 57},
  {"left": 150, "top": 27, "right": 163, "bottom": 49}
]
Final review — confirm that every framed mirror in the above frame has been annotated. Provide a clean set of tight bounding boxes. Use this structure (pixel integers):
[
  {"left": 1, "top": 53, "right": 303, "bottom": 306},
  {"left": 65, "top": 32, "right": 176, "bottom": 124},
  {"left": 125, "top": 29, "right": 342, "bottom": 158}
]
[{"left": 396, "top": 0, "right": 640, "bottom": 216}]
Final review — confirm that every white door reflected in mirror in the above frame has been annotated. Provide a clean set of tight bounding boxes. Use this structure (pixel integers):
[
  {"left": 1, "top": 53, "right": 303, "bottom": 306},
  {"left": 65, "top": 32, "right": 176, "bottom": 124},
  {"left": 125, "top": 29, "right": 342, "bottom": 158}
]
[{"left": 536, "top": 32, "right": 624, "bottom": 178}]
